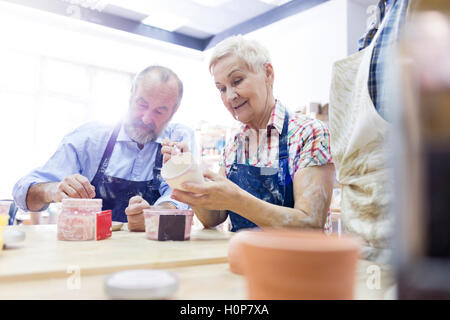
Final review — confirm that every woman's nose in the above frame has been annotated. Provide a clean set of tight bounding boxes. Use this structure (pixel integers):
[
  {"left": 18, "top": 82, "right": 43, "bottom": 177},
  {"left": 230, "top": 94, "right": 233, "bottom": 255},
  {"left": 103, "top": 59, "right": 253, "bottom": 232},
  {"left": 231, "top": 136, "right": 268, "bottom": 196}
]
[{"left": 226, "top": 87, "right": 238, "bottom": 102}]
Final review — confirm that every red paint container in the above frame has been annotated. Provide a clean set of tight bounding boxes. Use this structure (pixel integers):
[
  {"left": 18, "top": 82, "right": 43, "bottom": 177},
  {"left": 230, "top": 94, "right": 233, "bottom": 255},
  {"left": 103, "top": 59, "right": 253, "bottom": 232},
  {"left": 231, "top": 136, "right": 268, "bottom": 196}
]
[{"left": 57, "top": 198, "right": 111, "bottom": 241}]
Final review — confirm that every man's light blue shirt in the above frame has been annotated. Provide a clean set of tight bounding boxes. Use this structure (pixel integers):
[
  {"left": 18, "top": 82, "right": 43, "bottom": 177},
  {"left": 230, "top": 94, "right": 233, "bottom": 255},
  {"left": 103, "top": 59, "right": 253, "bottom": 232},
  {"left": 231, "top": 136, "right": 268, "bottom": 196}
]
[{"left": 12, "top": 121, "right": 197, "bottom": 211}]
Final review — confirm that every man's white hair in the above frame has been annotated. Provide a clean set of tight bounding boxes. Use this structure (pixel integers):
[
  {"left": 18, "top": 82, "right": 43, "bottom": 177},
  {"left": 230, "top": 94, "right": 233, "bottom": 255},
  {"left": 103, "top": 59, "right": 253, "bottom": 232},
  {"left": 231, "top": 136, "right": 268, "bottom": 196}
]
[{"left": 208, "top": 35, "right": 271, "bottom": 74}]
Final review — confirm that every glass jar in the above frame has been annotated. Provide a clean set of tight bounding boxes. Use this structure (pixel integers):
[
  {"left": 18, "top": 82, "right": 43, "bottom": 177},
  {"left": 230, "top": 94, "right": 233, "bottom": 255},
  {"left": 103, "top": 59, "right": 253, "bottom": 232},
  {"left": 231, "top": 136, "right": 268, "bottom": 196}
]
[{"left": 57, "top": 198, "right": 102, "bottom": 241}]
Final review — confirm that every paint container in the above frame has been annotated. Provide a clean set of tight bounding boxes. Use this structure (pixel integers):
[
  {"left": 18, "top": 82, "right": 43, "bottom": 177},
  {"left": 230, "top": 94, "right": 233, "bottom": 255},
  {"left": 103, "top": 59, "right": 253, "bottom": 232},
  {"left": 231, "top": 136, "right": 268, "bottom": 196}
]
[
  {"left": 240, "top": 228, "right": 360, "bottom": 300},
  {"left": 0, "top": 214, "right": 8, "bottom": 253},
  {"left": 0, "top": 201, "right": 11, "bottom": 218},
  {"left": 104, "top": 269, "right": 179, "bottom": 299},
  {"left": 143, "top": 209, "right": 194, "bottom": 241},
  {"left": 57, "top": 198, "right": 112, "bottom": 241},
  {"left": 161, "top": 152, "right": 204, "bottom": 191}
]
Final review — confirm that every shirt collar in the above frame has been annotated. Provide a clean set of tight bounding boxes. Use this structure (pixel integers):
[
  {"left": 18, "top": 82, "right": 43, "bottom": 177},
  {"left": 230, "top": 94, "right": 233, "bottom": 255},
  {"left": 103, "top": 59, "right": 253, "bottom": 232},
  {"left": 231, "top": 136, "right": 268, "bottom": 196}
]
[
  {"left": 117, "top": 123, "right": 133, "bottom": 142},
  {"left": 239, "top": 100, "right": 286, "bottom": 136}
]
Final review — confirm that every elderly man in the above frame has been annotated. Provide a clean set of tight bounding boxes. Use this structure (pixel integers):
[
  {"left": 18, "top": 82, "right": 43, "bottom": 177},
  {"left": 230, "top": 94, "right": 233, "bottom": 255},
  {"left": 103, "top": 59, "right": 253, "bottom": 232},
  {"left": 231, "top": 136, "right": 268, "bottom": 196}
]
[{"left": 13, "top": 65, "right": 195, "bottom": 231}]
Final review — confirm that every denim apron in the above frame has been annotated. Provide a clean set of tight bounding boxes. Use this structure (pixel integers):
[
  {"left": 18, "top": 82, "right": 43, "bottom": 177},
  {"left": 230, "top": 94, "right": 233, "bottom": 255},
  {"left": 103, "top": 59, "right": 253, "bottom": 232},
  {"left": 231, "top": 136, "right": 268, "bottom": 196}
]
[
  {"left": 91, "top": 123, "right": 163, "bottom": 222},
  {"left": 226, "top": 111, "right": 294, "bottom": 232}
]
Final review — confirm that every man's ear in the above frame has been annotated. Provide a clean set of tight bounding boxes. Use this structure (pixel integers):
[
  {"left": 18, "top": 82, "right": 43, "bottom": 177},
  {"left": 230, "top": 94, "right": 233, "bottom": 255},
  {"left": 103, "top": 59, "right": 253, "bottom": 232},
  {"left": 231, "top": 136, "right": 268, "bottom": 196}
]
[{"left": 172, "top": 102, "right": 181, "bottom": 117}]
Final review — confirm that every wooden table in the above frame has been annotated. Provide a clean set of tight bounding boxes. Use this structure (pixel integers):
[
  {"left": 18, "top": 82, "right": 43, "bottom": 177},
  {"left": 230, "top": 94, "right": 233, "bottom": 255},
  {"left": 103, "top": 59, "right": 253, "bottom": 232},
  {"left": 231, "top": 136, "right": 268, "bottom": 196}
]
[{"left": 0, "top": 225, "right": 397, "bottom": 300}]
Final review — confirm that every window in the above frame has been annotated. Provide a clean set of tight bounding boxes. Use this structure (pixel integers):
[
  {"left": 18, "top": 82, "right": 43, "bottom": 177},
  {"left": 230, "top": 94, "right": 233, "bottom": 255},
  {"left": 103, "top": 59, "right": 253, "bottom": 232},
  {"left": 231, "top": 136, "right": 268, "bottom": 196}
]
[{"left": 0, "top": 50, "right": 133, "bottom": 199}]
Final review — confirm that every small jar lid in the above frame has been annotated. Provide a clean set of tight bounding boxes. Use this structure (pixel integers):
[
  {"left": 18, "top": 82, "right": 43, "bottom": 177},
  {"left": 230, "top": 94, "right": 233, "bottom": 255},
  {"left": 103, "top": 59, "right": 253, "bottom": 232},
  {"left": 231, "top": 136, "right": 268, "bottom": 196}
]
[
  {"left": 61, "top": 198, "right": 102, "bottom": 208},
  {"left": 104, "top": 269, "right": 179, "bottom": 300},
  {"left": 143, "top": 209, "right": 194, "bottom": 217}
]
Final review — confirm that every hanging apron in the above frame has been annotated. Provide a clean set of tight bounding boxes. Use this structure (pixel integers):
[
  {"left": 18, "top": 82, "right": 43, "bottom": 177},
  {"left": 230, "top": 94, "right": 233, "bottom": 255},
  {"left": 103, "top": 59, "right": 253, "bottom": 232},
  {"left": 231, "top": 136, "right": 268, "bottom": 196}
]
[
  {"left": 91, "top": 123, "right": 163, "bottom": 222},
  {"left": 329, "top": 6, "right": 395, "bottom": 262},
  {"left": 226, "top": 110, "right": 295, "bottom": 232}
]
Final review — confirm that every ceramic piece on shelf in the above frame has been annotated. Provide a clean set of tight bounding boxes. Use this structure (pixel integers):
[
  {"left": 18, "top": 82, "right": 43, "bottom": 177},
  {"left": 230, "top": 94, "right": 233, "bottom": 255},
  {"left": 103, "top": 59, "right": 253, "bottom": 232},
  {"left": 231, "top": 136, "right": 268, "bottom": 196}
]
[{"left": 240, "top": 228, "right": 360, "bottom": 300}]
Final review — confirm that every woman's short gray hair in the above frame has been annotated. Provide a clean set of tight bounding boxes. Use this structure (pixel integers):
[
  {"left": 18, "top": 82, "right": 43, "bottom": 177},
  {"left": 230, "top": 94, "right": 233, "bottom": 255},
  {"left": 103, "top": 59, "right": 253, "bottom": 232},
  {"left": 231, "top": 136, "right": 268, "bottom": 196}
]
[{"left": 208, "top": 35, "right": 271, "bottom": 74}]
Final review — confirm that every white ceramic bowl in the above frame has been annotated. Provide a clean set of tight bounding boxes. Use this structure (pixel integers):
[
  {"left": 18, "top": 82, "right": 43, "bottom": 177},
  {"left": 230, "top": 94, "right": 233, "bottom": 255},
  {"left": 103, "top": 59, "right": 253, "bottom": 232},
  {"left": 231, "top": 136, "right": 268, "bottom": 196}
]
[
  {"left": 104, "top": 269, "right": 179, "bottom": 300},
  {"left": 161, "top": 152, "right": 204, "bottom": 191}
]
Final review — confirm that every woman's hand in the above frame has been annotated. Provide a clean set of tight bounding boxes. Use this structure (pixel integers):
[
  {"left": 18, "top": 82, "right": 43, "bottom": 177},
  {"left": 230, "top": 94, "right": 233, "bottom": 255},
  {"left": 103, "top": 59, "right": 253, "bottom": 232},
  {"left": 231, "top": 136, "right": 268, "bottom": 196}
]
[
  {"left": 161, "top": 139, "right": 190, "bottom": 164},
  {"left": 170, "top": 170, "right": 241, "bottom": 212}
]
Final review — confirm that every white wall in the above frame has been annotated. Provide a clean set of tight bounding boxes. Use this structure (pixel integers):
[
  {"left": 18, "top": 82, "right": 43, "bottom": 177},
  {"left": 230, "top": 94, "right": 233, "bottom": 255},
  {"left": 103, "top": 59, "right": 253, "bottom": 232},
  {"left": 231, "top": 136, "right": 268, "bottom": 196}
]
[
  {"left": 347, "top": 0, "right": 379, "bottom": 55},
  {"left": 235, "top": 0, "right": 370, "bottom": 111}
]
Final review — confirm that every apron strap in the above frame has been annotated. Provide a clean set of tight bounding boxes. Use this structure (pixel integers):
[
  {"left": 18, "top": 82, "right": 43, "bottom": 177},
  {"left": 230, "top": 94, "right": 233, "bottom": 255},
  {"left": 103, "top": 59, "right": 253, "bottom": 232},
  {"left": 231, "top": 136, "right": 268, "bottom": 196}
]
[
  {"left": 92, "top": 122, "right": 122, "bottom": 183},
  {"left": 233, "top": 134, "right": 245, "bottom": 164},
  {"left": 232, "top": 108, "right": 291, "bottom": 163},
  {"left": 154, "top": 143, "right": 163, "bottom": 169},
  {"left": 152, "top": 143, "right": 163, "bottom": 190},
  {"left": 278, "top": 110, "right": 290, "bottom": 160}
]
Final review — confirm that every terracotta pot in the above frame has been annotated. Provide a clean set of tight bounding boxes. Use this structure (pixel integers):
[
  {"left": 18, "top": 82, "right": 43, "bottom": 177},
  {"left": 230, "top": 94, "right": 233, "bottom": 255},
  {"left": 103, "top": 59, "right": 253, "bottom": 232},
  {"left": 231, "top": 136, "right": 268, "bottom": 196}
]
[
  {"left": 227, "top": 229, "right": 261, "bottom": 275},
  {"left": 240, "top": 228, "right": 359, "bottom": 300}
]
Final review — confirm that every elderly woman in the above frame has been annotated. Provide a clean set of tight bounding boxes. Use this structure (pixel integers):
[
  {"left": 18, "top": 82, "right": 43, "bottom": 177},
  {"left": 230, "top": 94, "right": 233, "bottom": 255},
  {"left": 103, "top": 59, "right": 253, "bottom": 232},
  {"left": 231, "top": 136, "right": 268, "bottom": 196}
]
[{"left": 164, "top": 35, "right": 335, "bottom": 232}]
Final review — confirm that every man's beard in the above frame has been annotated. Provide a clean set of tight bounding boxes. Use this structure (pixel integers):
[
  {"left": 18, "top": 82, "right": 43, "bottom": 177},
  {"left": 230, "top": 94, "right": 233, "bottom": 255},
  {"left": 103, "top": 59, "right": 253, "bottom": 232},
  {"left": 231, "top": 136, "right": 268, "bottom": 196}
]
[{"left": 124, "top": 117, "right": 159, "bottom": 145}]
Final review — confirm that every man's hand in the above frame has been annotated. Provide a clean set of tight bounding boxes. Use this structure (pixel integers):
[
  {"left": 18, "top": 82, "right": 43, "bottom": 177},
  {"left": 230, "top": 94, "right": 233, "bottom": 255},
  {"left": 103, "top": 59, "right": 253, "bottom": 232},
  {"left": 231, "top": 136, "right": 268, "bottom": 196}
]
[
  {"left": 49, "top": 174, "right": 96, "bottom": 203},
  {"left": 161, "top": 139, "right": 190, "bottom": 164},
  {"left": 125, "top": 196, "right": 150, "bottom": 232},
  {"left": 125, "top": 196, "right": 177, "bottom": 232}
]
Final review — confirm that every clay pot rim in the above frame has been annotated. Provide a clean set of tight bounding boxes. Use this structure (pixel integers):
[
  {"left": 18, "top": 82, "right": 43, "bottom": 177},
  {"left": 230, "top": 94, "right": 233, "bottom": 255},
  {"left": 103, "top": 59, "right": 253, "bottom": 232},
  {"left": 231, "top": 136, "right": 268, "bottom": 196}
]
[{"left": 237, "top": 228, "right": 360, "bottom": 252}]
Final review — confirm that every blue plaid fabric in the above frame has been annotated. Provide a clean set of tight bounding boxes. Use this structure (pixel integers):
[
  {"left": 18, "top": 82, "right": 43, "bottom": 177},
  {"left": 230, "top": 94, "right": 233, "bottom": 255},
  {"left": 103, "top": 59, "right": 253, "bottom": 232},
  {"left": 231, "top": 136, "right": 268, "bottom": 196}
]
[
  {"left": 367, "top": 0, "right": 409, "bottom": 121},
  {"left": 358, "top": 0, "right": 391, "bottom": 51}
]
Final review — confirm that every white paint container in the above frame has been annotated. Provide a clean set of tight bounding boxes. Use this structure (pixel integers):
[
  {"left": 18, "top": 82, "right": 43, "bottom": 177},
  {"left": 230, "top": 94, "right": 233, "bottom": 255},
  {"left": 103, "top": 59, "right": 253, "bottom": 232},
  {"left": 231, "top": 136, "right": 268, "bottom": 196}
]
[{"left": 161, "top": 152, "right": 204, "bottom": 192}]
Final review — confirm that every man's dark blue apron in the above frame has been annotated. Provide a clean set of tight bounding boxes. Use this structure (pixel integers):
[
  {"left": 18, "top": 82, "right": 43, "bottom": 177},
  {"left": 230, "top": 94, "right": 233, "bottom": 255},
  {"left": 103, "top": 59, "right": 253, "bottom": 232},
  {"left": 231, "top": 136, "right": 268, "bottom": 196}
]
[{"left": 91, "top": 123, "right": 163, "bottom": 222}]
